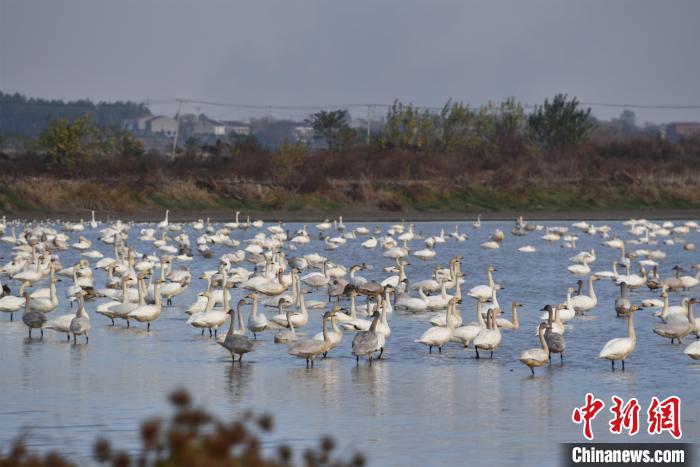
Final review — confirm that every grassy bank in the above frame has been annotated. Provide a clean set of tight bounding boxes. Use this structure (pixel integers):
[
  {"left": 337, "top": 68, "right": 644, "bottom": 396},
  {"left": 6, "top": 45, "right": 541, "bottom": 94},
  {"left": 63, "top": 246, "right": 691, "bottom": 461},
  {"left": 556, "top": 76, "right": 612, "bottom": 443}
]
[{"left": 1, "top": 176, "right": 699, "bottom": 218}]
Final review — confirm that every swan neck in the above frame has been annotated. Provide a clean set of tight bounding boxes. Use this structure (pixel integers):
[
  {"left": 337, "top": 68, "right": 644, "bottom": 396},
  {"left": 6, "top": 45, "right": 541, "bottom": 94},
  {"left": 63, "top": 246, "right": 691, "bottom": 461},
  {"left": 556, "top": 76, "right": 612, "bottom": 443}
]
[
  {"left": 237, "top": 303, "right": 246, "bottom": 333},
  {"left": 476, "top": 302, "right": 485, "bottom": 327},
  {"left": 227, "top": 307, "right": 235, "bottom": 336},
  {"left": 286, "top": 309, "right": 296, "bottom": 333},
  {"left": 539, "top": 326, "right": 548, "bottom": 353},
  {"left": 251, "top": 295, "right": 258, "bottom": 317},
  {"left": 322, "top": 315, "right": 330, "bottom": 343},
  {"left": 588, "top": 276, "right": 596, "bottom": 299},
  {"left": 350, "top": 293, "right": 357, "bottom": 319},
  {"left": 661, "top": 295, "right": 669, "bottom": 318},
  {"left": 627, "top": 312, "right": 636, "bottom": 341},
  {"left": 153, "top": 282, "right": 162, "bottom": 306},
  {"left": 446, "top": 302, "right": 455, "bottom": 329},
  {"left": 369, "top": 311, "right": 381, "bottom": 332},
  {"left": 688, "top": 302, "right": 696, "bottom": 326}
]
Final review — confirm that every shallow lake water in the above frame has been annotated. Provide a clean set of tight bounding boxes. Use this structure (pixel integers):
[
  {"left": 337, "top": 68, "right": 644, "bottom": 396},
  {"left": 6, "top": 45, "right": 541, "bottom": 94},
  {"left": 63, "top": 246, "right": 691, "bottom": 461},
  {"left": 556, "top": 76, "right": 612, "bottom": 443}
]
[{"left": 1, "top": 219, "right": 699, "bottom": 466}]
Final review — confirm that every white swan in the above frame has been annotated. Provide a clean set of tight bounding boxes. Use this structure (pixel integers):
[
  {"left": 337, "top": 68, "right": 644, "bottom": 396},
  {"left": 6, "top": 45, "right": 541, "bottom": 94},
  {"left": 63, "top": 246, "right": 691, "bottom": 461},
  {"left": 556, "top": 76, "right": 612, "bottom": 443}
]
[
  {"left": 70, "top": 294, "right": 91, "bottom": 343},
  {"left": 653, "top": 298, "right": 696, "bottom": 344},
  {"left": 599, "top": 305, "right": 641, "bottom": 370},
  {"left": 313, "top": 306, "right": 344, "bottom": 356},
  {"left": 0, "top": 291, "right": 25, "bottom": 321},
  {"left": 473, "top": 308, "right": 501, "bottom": 358},
  {"left": 127, "top": 279, "right": 163, "bottom": 330},
  {"left": 468, "top": 266, "right": 498, "bottom": 301},
  {"left": 288, "top": 311, "right": 334, "bottom": 366},
  {"left": 452, "top": 301, "right": 485, "bottom": 347},
  {"left": 270, "top": 288, "right": 310, "bottom": 328},
  {"left": 44, "top": 313, "right": 75, "bottom": 340},
  {"left": 340, "top": 289, "right": 373, "bottom": 331},
  {"left": 246, "top": 292, "right": 269, "bottom": 338},
  {"left": 684, "top": 340, "right": 700, "bottom": 360},
  {"left": 570, "top": 275, "right": 598, "bottom": 314},
  {"left": 655, "top": 292, "right": 690, "bottom": 324},
  {"left": 395, "top": 285, "right": 429, "bottom": 313},
  {"left": 496, "top": 302, "right": 521, "bottom": 330},
  {"left": 416, "top": 298, "right": 459, "bottom": 353},
  {"left": 519, "top": 323, "right": 549, "bottom": 376},
  {"left": 567, "top": 254, "right": 592, "bottom": 276},
  {"left": 29, "top": 273, "right": 59, "bottom": 313}
]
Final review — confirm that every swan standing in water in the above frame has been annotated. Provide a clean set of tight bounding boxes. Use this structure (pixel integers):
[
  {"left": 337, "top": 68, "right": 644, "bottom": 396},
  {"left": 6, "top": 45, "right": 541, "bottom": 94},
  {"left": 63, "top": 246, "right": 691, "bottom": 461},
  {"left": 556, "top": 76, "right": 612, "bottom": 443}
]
[
  {"left": 542, "top": 306, "right": 566, "bottom": 362},
  {"left": 288, "top": 311, "right": 334, "bottom": 367},
  {"left": 473, "top": 308, "right": 501, "bottom": 359},
  {"left": 110, "top": 274, "right": 141, "bottom": 327},
  {"left": 599, "top": 305, "right": 641, "bottom": 370},
  {"left": 29, "top": 270, "right": 59, "bottom": 313},
  {"left": 127, "top": 279, "right": 164, "bottom": 331},
  {"left": 351, "top": 309, "right": 383, "bottom": 365},
  {"left": 452, "top": 301, "right": 485, "bottom": 347},
  {"left": 22, "top": 293, "right": 46, "bottom": 339},
  {"left": 313, "top": 305, "right": 344, "bottom": 357},
  {"left": 0, "top": 289, "right": 24, "bottom": 321},
  {"left": 653, "top": 298, "right": 695, "bottom": 344},
  {"left": 614, "top": 282, "right": 632, "bottom": 317},
  {"left": 519, "top": 323, "right": 549, "bottom": 376},
  {"left": 70, "top": 293, "right": 91, "bottom": 343},
  {"left": 218, "top": 299, "right": 254, "bottom": 362},
  {"left": 416, "top": 298, "right": 460, "bottom": 353},
  {"left": 245, "top": 292, "right": 269, "bottom": 338},
  {"left": 44, "top": 312, "right": 75, "bottom": 340},
  {"left": 273, "top": 301, "right": 300, "bottom": 344},
  {"left": 570, "top": 275, "right": 598, "bottom": 314}
]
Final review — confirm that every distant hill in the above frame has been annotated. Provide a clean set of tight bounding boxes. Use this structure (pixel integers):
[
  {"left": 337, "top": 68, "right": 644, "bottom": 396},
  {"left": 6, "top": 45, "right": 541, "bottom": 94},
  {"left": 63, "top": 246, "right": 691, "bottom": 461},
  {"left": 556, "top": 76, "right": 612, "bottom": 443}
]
[{"left": 0, "top": 91, "right": 151, "bottom": 136}]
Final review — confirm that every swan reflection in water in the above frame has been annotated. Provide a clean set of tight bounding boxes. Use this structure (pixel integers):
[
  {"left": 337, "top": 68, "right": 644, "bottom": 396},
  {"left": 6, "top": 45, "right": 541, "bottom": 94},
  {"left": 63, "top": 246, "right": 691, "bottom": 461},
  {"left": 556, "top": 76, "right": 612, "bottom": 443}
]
[{"left": 225, "top": 362, "right": 254, "bottom": 402}]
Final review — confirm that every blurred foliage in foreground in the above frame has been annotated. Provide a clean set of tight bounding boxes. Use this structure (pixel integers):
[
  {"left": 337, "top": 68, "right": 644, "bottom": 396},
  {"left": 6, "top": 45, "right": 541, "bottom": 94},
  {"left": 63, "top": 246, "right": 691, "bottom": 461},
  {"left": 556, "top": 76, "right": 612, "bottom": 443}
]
[{"left": 0, "top": 389, "right": 365, "bottom": 467}]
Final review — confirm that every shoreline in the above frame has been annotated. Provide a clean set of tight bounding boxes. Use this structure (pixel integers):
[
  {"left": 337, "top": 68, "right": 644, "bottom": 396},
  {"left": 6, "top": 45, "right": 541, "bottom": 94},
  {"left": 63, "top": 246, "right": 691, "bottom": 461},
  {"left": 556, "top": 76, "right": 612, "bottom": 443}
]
[{"left": 4, "top": 207, "right": 699, "bottom": 223}]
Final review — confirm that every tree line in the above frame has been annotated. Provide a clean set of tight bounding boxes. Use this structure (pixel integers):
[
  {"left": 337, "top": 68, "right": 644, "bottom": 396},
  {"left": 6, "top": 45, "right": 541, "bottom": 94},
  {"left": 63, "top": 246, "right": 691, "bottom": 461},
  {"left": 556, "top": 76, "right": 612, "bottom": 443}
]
[
  {"left": 0, "top": 91, "right": 150, "bottom": 137},
  {"left": 306, "top": 94, "right": 595, "bottom": 151},
  {"left": 0, "top": 94, "right": 697, "bottom": 187}
]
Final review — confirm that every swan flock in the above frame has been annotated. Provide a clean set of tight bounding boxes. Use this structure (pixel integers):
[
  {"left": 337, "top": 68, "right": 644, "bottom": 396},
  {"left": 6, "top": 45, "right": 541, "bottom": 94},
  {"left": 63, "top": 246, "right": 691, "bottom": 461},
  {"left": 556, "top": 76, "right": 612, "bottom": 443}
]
[{"left": 1, "top": 212, "right": 699, "bottom": 375}]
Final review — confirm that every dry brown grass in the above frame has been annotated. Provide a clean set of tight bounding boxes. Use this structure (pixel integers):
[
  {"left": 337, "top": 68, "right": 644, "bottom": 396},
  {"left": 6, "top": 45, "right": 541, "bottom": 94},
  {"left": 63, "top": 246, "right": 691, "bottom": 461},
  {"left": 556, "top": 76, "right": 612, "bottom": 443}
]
[{"left": 1, "top": 134, "right": 699, "bottom": 214}]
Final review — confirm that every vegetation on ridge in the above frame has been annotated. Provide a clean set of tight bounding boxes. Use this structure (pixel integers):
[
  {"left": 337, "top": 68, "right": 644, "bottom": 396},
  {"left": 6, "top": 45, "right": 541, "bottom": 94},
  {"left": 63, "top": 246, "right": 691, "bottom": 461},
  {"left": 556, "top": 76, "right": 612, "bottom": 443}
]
[{"left": 1, "top": 93, "right": 699, "bottom": 214}]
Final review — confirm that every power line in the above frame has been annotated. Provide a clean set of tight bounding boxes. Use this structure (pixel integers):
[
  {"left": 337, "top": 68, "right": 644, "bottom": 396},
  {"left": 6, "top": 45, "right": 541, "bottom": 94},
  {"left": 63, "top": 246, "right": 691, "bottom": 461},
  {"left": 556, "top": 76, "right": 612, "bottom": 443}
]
[
  {"left": 580, "top": 102, "right": 700, "bottom": 110},
  {"left": 144, "top": 98, "right": 700, "bottom": 112},
  {"left": 4, "top": 97, "right": 700, "bottom": 113}
]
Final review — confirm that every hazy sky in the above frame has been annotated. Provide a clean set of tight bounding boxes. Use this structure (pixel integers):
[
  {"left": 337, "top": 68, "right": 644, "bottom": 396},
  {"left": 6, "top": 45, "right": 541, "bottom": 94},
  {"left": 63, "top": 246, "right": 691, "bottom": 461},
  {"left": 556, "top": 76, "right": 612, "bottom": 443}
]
[{"left": 1, "top": 0, "right": 699, "bottom": 123}]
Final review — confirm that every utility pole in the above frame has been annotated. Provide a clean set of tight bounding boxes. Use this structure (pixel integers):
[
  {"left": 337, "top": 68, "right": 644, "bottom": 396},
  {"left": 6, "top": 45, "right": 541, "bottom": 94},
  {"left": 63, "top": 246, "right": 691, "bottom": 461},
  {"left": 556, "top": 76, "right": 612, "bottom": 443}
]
[
  {"left": 366, "top": 105, "right": 373, "bottom": 145},
  {"left": 171, "top": 99, "right": 183, "bottom": 160}
]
